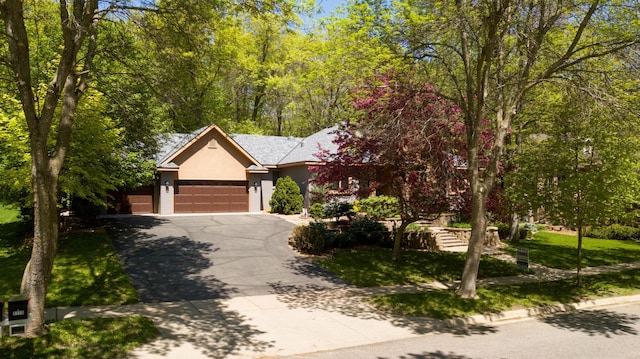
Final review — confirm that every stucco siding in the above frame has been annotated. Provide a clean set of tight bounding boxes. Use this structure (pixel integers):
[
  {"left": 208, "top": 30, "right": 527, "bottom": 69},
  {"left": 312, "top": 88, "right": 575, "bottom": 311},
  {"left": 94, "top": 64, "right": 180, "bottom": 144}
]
[
  {"left": 281, "top": 166, "right": 312, "bottom": 195},
  {"left": 174, "top": 133, "right": 252, "bottom": 180}
]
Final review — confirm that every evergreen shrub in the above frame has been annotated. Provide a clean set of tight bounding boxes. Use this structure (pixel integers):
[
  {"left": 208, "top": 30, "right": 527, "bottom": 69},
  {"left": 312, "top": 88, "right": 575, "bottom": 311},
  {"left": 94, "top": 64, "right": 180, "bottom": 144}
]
[
  {"left": 356, "top": 196, "right": 399, "bottom": 220},
  {"left": 269, "top": 176, "right": 303, "bottom": 215}
]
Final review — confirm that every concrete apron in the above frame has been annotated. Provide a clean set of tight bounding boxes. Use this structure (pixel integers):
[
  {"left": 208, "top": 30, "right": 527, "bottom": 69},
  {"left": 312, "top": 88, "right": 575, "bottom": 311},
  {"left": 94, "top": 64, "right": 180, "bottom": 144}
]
[
  {"left": 45, "top": 291, "right": 640, "bottom": 358},
  {"left": 46, "top": 292, "right": 426, "bottom": 358}
]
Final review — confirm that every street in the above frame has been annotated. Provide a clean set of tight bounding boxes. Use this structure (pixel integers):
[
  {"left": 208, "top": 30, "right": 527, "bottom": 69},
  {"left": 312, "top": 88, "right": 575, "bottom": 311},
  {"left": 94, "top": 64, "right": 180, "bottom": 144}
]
[{"left": 288, "top": 302, "right": 640, "bottom": 359}]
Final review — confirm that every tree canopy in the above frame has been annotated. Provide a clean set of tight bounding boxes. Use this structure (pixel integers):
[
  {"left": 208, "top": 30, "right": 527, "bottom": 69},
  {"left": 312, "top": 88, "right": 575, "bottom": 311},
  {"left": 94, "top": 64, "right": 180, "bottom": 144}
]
[{"left": 312, "top": 72, "right": 473, "bottom": 259}]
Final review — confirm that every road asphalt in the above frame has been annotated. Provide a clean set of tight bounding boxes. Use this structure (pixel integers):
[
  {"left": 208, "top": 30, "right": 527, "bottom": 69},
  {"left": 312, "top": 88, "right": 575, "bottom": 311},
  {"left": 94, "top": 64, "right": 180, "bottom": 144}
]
[{"left": 43, "top": 213, "right": 640, "bottom": 358}]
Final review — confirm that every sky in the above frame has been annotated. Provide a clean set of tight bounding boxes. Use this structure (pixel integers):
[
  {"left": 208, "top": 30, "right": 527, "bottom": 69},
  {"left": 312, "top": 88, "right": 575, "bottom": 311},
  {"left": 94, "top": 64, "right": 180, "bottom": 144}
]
[{"left": 313, "top": 0, "right": 346, "bottom": 18}]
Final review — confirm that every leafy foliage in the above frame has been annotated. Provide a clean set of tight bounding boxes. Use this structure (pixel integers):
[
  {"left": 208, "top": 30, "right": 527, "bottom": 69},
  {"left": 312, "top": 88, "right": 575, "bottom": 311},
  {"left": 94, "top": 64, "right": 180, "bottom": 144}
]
[
  {"left": 309, "top": 202, "right": 324, "bottom": 219},
  {"left": 289, "top": 222, "right": 332, "bottom": 255},
  {"left": 269, "top": 176, "right": 303, "bottom": 214},
  {"left": 346, "top": 217, "right": 390, "bottom": 246},
  {"left": 322, "top": 200, "right": 355, "bottom": 221},
  {"left": 311, "top": 71, "right": 473, "bottom": 259},
  {"left": 585, "top": 225, "right": 640, "bottom": 241},
  {"left": 356, "top": 195, "right": 399, "bottom": 220}
]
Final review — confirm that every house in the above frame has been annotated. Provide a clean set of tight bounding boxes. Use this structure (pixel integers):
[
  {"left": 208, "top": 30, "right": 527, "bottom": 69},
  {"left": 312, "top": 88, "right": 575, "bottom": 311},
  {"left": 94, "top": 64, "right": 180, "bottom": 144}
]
[{"left": 109, "top": 124, "right": 338, "bottom": 215}]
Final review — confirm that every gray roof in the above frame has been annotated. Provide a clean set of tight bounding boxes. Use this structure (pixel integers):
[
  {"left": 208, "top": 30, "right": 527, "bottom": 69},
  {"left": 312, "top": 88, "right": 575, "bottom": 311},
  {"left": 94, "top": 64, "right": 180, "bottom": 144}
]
[
  {"left": 156, "top": 125, "right": 339, "bottom": 169},
  {"left": 156, "top": 126, "right": 208, "bottom": 165},
  {"left": 230, "top": 134, "right": 302, "bottom": 166},
  {"left": 278, "top": 126, "right": 339, "bottom": 165}
]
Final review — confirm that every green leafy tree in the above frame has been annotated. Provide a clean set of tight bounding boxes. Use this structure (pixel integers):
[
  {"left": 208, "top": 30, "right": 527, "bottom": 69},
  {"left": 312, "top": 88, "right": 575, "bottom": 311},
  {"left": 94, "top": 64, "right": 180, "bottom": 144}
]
[
  {"left": 509, "top": 84, "right": 640, "bottom": 286},
  {"left": 269, "top": 176, "right": 303, "bottom": 214},
  {"left": 395, "top": 0, "right": 639, "bottom": 298}
]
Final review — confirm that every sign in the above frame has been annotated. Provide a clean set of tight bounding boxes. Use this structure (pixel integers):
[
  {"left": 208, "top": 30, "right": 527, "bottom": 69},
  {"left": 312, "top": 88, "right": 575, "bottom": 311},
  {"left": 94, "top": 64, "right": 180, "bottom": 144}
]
[
  {"left": 8, "top": 296, "right": 28, "bottom": 321},
  {"left": 516, "top": 248, "right": 529, "bottom": 269}
]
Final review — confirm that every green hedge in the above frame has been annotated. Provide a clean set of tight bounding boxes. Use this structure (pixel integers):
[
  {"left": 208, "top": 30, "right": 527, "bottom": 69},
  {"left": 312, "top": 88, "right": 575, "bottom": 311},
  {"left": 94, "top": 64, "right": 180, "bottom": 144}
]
[{"left": 585, "top": 224, "right": 640, "bottom": 241}]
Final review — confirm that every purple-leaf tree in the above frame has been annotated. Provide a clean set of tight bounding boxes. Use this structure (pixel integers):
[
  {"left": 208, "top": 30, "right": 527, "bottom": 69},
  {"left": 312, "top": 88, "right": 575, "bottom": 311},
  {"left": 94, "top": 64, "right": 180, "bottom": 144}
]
[{"left": 312, "top": 73, "right": 472, "bottom": 260}]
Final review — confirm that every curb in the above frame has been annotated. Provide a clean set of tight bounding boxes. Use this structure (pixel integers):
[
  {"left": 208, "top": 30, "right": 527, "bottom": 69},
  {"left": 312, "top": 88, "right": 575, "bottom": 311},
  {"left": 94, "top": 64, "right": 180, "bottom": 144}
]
[{"left": 441, "top": 293, "right": 640, "bottom": 328}]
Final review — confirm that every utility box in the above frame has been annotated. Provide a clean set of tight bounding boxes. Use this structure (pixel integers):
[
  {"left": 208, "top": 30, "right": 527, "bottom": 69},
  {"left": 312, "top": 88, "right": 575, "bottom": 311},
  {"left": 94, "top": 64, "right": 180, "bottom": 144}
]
[{"left": 8, "top": 295, "right": 28, "bottom": 321}]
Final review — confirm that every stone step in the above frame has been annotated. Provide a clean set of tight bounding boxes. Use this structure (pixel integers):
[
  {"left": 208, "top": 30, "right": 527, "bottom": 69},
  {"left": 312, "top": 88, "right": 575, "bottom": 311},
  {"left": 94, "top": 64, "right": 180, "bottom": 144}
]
[
  {"left": 440, "top": 245, "right": 469, "bottom": 252},
  {"left": 437, "top": 239, "right": 464, "bottom": 246}
]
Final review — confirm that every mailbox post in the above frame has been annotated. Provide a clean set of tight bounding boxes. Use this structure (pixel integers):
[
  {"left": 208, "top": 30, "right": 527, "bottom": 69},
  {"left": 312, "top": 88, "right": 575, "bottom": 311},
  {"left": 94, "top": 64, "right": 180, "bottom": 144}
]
[{"left": 6, "top": 295, "right": 29, "bottom": 336}]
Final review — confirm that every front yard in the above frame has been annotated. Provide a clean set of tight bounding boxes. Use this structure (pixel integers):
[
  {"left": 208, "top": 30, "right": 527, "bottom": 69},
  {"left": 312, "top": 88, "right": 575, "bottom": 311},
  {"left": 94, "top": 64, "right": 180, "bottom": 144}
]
[
  {"left": 0, "top": 213, "right": 157, "bottom": 357},
  {"left": 314, "top": 230, "right": 640, "bottom": 319}
]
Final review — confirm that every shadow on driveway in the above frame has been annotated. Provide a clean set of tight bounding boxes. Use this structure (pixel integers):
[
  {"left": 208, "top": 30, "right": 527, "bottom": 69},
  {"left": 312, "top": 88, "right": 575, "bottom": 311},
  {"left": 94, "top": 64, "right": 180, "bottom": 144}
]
[{"left": 105, "top": 216, "right": 237, "bottom": 302}]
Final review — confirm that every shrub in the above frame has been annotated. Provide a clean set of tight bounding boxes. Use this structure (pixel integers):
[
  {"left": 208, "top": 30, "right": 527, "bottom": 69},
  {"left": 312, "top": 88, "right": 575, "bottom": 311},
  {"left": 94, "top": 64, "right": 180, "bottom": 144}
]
[
  {"left": 357, "top": 196, "right": 399, "bottom": 220},
  {"left": 289, "top": 222, "right": 330, "bottom": 254},
  {"left": 269, "top": 176, "right": 304, "bottom": 215},
  {"left": 347, "top": 218, "right": 390, "bottom": 245},
  {"left": 496, "top": 222, "right": 511, "bottom": 241},
  {"left": 309, "top": 203, "right": 324, "bottom": 219},
  {"left": 332, "top": 231, "right": 356, "bottom": 248},
  {"left": 519, "top": 227, "right": 529, "bottom": 240},
  {"left": 585, "top": 224, "right": 640, "bottom": 240},
  {"left": 322, "top": 201, "right": 355, "bottom": 221}
]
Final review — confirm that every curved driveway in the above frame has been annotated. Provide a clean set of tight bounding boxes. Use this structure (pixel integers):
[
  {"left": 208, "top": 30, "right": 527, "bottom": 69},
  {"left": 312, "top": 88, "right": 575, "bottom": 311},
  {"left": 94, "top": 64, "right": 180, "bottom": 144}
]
[{"left": 106, "top": 214, "right": 346, "bottom": 302}]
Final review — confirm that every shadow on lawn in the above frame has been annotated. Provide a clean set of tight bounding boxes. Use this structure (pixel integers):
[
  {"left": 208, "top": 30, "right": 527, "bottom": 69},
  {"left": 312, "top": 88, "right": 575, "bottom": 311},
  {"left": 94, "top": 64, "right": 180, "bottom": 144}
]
[
  {"left": 268, "top": 282, "right": 497, "bottom": 337},
  {"left": 540, "top": 309, "right": 639, "bottom": 337}
]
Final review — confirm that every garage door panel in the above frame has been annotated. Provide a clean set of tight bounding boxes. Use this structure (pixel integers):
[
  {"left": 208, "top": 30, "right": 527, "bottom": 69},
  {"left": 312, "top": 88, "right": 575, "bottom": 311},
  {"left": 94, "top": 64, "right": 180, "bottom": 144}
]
[{"left": 175, "top": 183, "right": 248, "bottom": 213}]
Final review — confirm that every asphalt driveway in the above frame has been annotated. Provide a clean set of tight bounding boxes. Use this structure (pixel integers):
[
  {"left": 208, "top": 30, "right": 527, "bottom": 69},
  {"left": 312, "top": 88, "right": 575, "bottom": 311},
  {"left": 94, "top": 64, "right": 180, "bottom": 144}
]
[{"left": 106, "top": 214, "right": 346, "bottom": 302}]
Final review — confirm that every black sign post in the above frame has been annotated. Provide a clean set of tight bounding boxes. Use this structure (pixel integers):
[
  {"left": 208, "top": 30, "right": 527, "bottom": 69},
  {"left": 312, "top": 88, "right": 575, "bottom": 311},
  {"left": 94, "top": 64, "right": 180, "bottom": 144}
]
[
  {"left": 8, "top": 296, "right": 28, "bottom": 321},
  {"left": 516, "top": 248, "right": 529, "bottom": 269},
  {"left": 6, "top": 295, "right": 29, "bottom": 336}
]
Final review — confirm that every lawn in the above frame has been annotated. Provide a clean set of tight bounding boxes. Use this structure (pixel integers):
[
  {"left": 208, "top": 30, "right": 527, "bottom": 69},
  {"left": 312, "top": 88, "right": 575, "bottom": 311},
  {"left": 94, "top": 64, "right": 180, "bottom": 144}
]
[
  {"left": 370, "top": 268, "right": 640, "bottom": 319},
  {"left": 314, "top": 248, "right": 527, "bottom": 287},
  {"left": 0, "top": 225, "right": 139, "bottom": 306},
  {"left": 1, "top": 216, "right": 154, "bottom": 355},
  {"left": 0, "top": 316, "right": 158, "bottom": 358},
  {"left": 0, "top": 204, "right": 20, "bottom": 224},
  {"left": 505, "top": 231, "right": 640, "bottom": 269}
]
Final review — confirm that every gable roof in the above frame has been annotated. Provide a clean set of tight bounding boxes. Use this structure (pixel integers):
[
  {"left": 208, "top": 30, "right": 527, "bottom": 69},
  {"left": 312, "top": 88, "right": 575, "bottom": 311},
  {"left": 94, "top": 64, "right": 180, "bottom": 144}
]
[
  {"left": 156, "top": 125, "right": 262, "bottom": 169},
  {"left": 230, "top": 134, "right": 302, "bottom": 166},
  {"left": 156, "top": 126, "right": 208, "bottom": 166},
  {"left": 277, "top": 126, "right": 338, "bottom": 166},
  {"left": 156, "top": 124, "right": 339, "bottom": 170}
]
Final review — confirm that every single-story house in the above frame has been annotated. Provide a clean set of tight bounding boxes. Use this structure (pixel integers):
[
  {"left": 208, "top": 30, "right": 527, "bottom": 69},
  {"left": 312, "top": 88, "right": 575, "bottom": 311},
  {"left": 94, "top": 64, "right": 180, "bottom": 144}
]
[{"left": 109, "top": 124, "right": 338, "bottom": 215}]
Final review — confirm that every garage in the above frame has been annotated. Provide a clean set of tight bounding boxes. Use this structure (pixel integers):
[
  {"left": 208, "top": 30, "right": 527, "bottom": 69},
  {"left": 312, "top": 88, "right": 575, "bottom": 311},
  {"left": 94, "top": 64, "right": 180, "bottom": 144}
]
[
  {"left": 174, "top": 180, "right": 249, "bottom": 213},
  {"left": 108, "top": 185, "right": 155, "bottom": 214}
]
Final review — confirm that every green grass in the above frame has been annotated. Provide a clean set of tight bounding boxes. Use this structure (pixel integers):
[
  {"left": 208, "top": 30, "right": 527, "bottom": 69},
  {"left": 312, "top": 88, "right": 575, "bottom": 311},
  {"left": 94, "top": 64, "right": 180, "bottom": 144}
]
[
  {"left": 0, "top": 222, "right": 31, "bottom": 297},
  {"left": 506, "top": 231, "right": 640, "bottom": 269},
  {"left": 0, "top": 204, "right": 20, "bottom": 224},
  {"left": 47, "top": 229, "right": 139, "bottom": 307},
  {"left": 370, "top": 269, "right": 640, "bottom": 319},
  {"left": 448, "top": 222, "right": 472, "bottom": 229},
  {"left": 0, "top": 316, "right": 159, "bottom": 358},
  {"left": 0, "top": 225, "right": 138, "bottom": 307},
  {"left": 315, "top": 249, "right": 526, "bottom": 287}
]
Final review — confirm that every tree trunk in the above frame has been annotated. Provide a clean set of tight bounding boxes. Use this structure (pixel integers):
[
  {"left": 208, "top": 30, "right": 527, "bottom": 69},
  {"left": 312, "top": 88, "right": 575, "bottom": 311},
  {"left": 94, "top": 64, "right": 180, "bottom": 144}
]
[
  {"left": 576, "top": 220, "right": 583, "bottom": 287},
  {"left": 456, "top": 187, "right": 488, "bottom": 298},
  {"left": 509, "top": 212, "right": 520, "bottom": 242},
  {"left": 391, "top": 221, "right": 410, "bottom": 261},
  {"left": 21, "top": 151, "right": 60, "bottom": 336}
]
